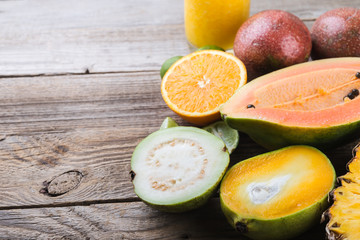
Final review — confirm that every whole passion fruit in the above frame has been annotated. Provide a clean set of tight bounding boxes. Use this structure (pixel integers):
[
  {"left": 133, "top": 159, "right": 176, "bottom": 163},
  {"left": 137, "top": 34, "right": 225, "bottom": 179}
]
[
  {"left": 311, "top": 7, "right": 360, "bottom": 59},
  {"left": 234, "top": 10, "right": 311, "bottom": 80}
]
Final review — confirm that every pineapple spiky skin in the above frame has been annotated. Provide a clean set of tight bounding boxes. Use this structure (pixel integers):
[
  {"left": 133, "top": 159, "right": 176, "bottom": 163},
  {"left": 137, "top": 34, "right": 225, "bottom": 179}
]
[{"left": 325, "top": 143, "right": 360, "bottom": 240}]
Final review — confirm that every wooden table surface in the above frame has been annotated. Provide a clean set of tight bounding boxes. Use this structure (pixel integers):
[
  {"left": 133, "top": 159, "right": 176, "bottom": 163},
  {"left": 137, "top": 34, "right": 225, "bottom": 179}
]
[{"left": 0, "top": 0, "right": 359, "bottom": 239}]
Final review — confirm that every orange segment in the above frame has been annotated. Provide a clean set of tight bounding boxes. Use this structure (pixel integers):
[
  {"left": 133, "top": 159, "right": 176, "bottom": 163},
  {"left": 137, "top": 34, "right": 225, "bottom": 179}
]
[{"left": 161, "top": 50, "right": 247, "bottom": 126}]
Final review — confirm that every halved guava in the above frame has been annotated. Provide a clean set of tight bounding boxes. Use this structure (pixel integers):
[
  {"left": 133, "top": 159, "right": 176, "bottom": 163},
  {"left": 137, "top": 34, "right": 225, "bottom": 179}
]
[
  {"left": 131, "top": 126, "right": 229, "bottom": 212},
  {"left": 220, "top": 145, "right": 336, "bottom": 240}
]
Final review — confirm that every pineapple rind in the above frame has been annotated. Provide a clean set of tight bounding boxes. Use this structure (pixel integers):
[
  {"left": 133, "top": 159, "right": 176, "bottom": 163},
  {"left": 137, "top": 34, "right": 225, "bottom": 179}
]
[{"left": 326, "top": 146, "right": 360, "bottom": 240}]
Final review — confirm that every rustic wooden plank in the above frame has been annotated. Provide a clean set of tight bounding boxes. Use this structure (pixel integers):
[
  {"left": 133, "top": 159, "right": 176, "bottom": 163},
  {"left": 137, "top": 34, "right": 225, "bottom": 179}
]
[
  {"left": 0, "top": 199, "right": 327, "bottom": 240},
  {"left": 0, "top": 0, "right": 358, "bottom": 238},
  {"left": 251, "top": 0, "right": 360, "bottom": 20},
  {"left": 0, "top": 0, "right": 359, "bottom": 76},
  {"left": 0, "top": 71, "right": 357, "bottom": 209},
  {"left": 0, "top": 72, "right": 165, "bottom": 208},
  {"left": 0, "top": 72, "right": 169, "bottom": 135}
]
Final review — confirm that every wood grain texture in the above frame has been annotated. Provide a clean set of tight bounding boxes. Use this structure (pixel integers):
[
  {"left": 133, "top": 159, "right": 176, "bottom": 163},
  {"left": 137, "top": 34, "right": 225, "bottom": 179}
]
[
  {"left": 0, "top": 199, "right": 327, "bottom": 240},
  {"left": 0, "top": 0, "right": 359, "bottom": 76},
  {"left": 0, "top": 72, "right": 164, "bottom": 208},
  {"left": 0, "top": 0, "right": 360, "bottom": 239},
  {"left": 0, "top": 71, "right": 357, "bottom": 210}
]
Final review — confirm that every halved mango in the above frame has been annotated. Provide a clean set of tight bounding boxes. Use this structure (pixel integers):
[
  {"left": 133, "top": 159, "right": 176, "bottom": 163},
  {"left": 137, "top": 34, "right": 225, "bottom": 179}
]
[
  {"left": 220, "top": 57, "right": 360, "bottom": 150},
  {"left": 220, "top": 145, "right": 335, "bottom": 240}
]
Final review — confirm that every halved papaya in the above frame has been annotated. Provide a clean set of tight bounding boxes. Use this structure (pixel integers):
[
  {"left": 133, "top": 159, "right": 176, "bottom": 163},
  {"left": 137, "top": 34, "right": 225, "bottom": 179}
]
[
  {"left": 220, "top": 145, "right": 336, "bottom": 240},
  {"left": 220, "top": 57, "right": 360, "bottom": 150}
]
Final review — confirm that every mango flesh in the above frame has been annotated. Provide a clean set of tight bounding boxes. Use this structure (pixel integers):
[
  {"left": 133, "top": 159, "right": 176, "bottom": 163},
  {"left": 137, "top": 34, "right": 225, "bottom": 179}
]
[
  {"left": 311, "top": 8, "right": 360, "bottom": 59},
  {"left": 220, "top": 57, "right": 360, "bottom": 150},
  {"left": 220, "top": 146, "right": 336, "bottom": 240},
  {"left": 234, "top": 10, "right": 311, "bottom": 79}
]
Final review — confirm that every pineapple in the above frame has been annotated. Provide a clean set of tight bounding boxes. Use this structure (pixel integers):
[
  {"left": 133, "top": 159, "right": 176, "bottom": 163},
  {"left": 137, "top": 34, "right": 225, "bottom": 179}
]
[{"left": 325, "top": 144, "right": 360, "bottom": 240}]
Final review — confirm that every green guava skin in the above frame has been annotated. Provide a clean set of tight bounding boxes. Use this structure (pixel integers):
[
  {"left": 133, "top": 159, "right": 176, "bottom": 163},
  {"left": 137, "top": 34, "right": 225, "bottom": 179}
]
[
  {"left": 131, "top": 126, "right": 230, "bottom": 213},
  {"left": 222, "top": 116, "right": 360, "bottom": 150},
  {"left": 143, "top": 175, "right": 223, "bottom": 213},
  {"left": 219, "top": 146, "right": 336, "bottom": 240}
]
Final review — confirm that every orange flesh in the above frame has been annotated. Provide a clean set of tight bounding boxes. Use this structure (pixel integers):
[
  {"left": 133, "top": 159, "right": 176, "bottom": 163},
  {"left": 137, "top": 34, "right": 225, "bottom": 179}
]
[
  {"left": 221, "top": 58, "right": 360, "bottom": 126},
  {"left": 221, "top": 146, "right": 335, "bottom": 219},
  {"left": 164, "top": 52, "right": 242, "bottom": 113}
]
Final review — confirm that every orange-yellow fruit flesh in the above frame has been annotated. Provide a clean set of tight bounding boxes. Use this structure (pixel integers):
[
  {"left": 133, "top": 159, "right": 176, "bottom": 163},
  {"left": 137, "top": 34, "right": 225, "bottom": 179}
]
[
  {"left": 327, "top": 146, "right": 360, "bottom": 240},
  {"left": 221, "top": 146, "right": 334, "bottom": 219},
  {"left": 328, "top": 187, "right": 360, "bottom": 240},
  {"left": 252, "top": 69, "right": 359, "bottom": 111},
  {"left": 164, "top": 53, "right": 241, "bottom": 114},
  {"left": 348, "top": 149, "right": 360, "bottom": 174}
]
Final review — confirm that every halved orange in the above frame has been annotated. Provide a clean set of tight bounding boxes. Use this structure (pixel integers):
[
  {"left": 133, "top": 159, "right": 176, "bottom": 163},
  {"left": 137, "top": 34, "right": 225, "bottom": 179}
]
[{"left": 161, "top": 50, "right": 247, "bottom": 126}]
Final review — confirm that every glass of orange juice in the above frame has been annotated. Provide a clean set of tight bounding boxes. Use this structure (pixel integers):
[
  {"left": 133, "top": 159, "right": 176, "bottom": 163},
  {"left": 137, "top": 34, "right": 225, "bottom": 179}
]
[{"left": 184, "top": 0, "right": 250, "bottom": 50}]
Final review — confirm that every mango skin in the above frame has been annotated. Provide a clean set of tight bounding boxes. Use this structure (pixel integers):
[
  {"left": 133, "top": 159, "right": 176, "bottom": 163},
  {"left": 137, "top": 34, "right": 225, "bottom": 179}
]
[
  {"left": 220, "top": 194, "right": 329, "bottom": 240},
  {"left": 219, "top": 146, "right": 336, "bottom": 240}
]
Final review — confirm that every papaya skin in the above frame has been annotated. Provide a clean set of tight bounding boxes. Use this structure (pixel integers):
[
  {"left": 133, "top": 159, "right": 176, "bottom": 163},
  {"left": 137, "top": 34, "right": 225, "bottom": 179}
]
[
  {"left": 220, "top": 57, "right": 360, "bottom": 150},
  {"left": 223, "top": 116, "right": 360, "bottom": 150}
]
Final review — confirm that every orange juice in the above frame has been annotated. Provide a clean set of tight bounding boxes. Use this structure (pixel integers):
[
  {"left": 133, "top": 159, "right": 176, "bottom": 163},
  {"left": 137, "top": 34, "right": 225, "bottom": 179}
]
[{"left": 184, "top": 0, "right": 250, "bottom": 50}]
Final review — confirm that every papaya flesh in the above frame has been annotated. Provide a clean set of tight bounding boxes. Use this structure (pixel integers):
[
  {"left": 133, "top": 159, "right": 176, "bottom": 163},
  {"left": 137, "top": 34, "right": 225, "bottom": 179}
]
[
  {"left": 220, "top": 57, "right": 360, "bottom": 150},
  {"left": 220, "top": 145, "right": 336, "bottom": 240}
]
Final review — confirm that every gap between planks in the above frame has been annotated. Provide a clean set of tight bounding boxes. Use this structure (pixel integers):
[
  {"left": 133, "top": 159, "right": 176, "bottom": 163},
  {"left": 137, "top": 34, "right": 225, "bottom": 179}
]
[
  {"left": 0, "top": 69, "right": 159, "bottom": 80},
  {"left": 0, "top": 197, "right": 141, "bottom": 211}
]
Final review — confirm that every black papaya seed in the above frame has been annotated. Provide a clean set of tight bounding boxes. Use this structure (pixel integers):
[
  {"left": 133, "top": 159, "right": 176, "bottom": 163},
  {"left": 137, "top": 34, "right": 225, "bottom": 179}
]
[
  {"left": 356, "top": 72, "right": 360, "bottom": 78},
  {"left": 247, "top": 104, "right": 255, "bottom": 109},
  {"left": 347, "top": 89, "right": 359, "bottom": 100}
]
